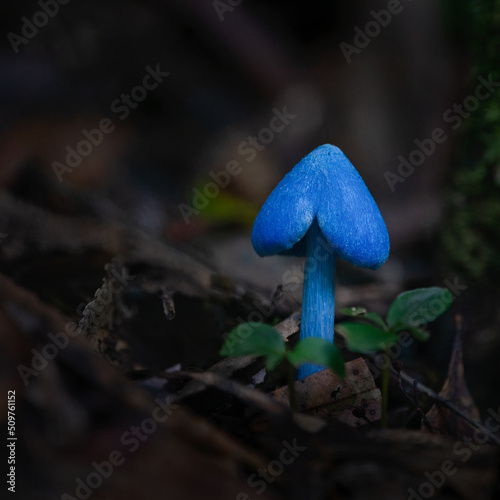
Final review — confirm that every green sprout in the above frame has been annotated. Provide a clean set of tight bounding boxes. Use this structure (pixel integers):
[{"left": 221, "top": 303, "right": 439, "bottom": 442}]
[
  {"left": 336, "top": 287, "right": 453, "bottom": 427},
  {"left": 220, "top": 287, "right": 452, "bottom": 420},
  {"left": 219, "top": 322, "right": 344, "bottom": 409}
]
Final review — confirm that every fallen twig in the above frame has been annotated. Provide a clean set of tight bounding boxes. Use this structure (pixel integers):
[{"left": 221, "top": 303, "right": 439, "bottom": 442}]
[{"left": 389, "top": 363, "right": 500, "bottom": 445}]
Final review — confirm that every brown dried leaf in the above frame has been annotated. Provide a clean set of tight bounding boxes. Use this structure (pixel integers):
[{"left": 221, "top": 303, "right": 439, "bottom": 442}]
[
  {"left": 425, "top": 315, "right": 481, "bottom": 437},
  {"left": 271, "top": 357, "right": 381, "bottom": 426}
]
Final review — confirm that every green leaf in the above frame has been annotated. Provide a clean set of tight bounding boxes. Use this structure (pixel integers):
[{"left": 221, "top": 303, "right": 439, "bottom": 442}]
[
  {"left": 194, "top": 187, "right": 258, "bottom": 227},
  {"left": 386, "top": 287, "right": 453, "bottom": 328},
  {"left": 393, "top": 324, "right": 430, "bottom": 341},
  {"left": 220, "top": 323, "right": 286, "bottom": 370},
  {"left": 335, "top": 322, "right": 398, "bottom": 352},
  {"left": 340, "top": 306, "right": 367, "bottom": 317},
  {"left": 363, "top": 312, "right": 388, "bottom": 330},
  {"left": 263, "top": 351, "right": 286, "bottom": 371},
  {"left": 340, "top": 307, "right": 387, "bottom": 330},
  {"left": 287, "top": 338, "right": 345, "bottom": 378}
]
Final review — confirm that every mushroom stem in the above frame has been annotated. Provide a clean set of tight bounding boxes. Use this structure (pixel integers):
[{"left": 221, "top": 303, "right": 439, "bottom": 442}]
[{"left": 298, "top": 218, "right": 336, "bottom": 379}]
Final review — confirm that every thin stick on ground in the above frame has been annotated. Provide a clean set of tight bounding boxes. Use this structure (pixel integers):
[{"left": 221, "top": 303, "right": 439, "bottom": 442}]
[{"left": 391, "top": 364, "right": 500, "bottom": 446}]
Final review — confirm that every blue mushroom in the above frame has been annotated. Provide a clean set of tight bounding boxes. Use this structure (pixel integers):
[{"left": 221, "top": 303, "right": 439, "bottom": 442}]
[{"left": 251, "top": 144, "right": 389, "bottom": 379}]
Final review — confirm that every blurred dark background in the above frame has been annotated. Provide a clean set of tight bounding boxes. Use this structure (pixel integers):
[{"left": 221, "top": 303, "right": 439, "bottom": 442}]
[
  {"left": 1, "top": 0, "right": 500, "bottom": 498},
  {"left": 0, "top": 0, "right": 458, "bottom": 238},
  {"left": 0, "top": 0, "right": 471, "bottom": 282}
]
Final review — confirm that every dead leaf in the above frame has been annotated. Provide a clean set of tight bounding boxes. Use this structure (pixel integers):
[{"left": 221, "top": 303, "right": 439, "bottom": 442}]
[
  {"left": 271, "top": 358, "right": 381, "bottom": 426},
  {"left": 425, "top": 315, "right": 481, "bottom": 437}
]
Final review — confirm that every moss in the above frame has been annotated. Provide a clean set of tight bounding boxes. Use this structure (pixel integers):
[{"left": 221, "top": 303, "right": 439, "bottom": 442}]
[{"left": 441, "top": 0, "right": 500, "bottom": 283}]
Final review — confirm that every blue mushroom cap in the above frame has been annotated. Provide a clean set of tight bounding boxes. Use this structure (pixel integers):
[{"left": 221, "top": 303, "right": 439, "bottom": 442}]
[{"left": 251, "top": 144, "right": 390, "bottom": 269}]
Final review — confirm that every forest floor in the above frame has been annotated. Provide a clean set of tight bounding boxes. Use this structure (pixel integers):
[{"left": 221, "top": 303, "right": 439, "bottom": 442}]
[{"left": 0, "top": 178, "right": 499, "bottom": 500}]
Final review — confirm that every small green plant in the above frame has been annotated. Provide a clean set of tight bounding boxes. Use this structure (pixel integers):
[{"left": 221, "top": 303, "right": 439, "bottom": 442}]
[
  {"left": 219, "top": 322, "right": 344, "bottom": 409},
  {"left": 336, "top": 286, "right": 453, "bottom": 427},
  {"left": 220, "top": 287, "right": 452, "bottom": 419}
]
